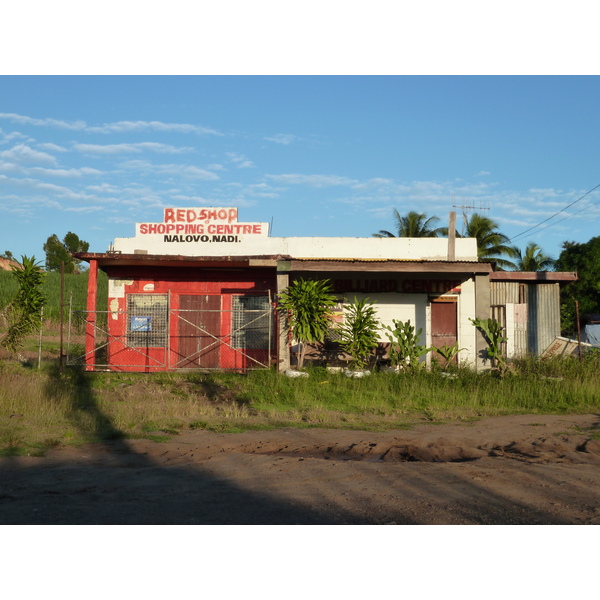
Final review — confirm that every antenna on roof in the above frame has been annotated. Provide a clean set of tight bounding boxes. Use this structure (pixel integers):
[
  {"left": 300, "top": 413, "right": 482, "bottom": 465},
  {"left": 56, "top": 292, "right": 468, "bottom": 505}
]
[
  {"left": 269, "top": 216, "right": 273, "bottom": 237},
  {"left": 452, "top": 197, "right": 490, "bottom": 235}
]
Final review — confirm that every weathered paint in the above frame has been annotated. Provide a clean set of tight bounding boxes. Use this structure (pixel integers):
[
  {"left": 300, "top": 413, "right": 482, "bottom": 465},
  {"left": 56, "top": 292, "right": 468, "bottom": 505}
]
[
  {"left": 113, "top": 206, "right": 479, "bottom": 260},
  {"left": 103, "top": 266, "right": 277, "bottom": 372}
]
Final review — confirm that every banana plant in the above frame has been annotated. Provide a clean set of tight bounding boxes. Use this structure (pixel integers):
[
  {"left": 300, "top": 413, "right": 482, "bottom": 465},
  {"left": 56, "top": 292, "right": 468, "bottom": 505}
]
[
  {"left": 432, "top": 341, "right": 465, "bottom": 370},
  {"left": 382, "top": 319, "right": 431, "bottom": 371},
  {"left": 470, "top": 317, "right": 508, "bottom": 374}
]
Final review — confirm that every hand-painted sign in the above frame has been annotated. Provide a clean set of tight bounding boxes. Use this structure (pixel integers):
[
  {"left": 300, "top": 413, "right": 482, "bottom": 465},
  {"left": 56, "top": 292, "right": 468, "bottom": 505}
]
[
  {"left": 333, "top": 278, "right": 462, "bottom": 294},
  {"left": 136, "top": 207, "right": 269, "bottom": 243}
]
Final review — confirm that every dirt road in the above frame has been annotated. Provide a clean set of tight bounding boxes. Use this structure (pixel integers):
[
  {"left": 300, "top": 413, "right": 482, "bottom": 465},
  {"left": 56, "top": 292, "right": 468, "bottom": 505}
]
[{"left": 1, "top": 414, "right": 599, "bottom": 524}]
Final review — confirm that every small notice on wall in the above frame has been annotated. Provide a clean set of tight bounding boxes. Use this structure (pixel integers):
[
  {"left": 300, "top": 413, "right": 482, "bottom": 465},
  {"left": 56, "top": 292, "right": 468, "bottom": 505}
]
[
  {"left": 130, "top": 316, "right": 152, "bottom": 332},
  {"left": 136, "top": 207, "right": 269, "bottom": 244}
]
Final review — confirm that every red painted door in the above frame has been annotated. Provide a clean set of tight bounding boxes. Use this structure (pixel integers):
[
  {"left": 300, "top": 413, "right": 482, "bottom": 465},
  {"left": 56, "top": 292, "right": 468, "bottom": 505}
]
[
  {"left": 178, "top": 295, "right": 221, "bottom": 368},
  {"left": 430, "top": 298, "right": 458, "bottom": 364}
]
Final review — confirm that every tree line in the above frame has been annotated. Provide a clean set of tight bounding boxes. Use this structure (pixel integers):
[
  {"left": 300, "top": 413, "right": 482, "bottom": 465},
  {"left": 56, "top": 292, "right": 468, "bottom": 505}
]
[
  {"left": 2, "top": 232, "right": 89, "bottom": 274},
  {"left": 373, "top": 209, "right": 554, "bottom": 271},
  {"left": 374, "top": 209, "right": 600, "bottom": 333},
  {"left": 2, "top": 218, "right": 598, "bottom": 343}
]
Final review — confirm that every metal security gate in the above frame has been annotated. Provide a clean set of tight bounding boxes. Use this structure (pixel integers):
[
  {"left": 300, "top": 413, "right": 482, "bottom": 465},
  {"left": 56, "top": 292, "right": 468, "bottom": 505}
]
[
  {"left": 170, "top": 295, "right": 274, "bottom": 370},
  {"left": 67, "top": 294, "right": 275, "bottom": 371},
  {"left": 174, "top": 295, "right": 222, "bottom": 368}
]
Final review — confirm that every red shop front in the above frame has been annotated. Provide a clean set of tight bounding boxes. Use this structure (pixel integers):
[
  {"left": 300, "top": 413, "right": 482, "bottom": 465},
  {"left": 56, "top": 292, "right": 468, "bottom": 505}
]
[{"left": 77, "top": 254, "right": 281, "bottom": 372}]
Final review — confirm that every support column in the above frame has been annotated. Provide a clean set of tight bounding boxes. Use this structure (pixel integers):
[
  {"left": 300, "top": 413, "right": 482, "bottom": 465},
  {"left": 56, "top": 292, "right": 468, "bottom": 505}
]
[
  {"left": 447, "top": 211, "right": 456, "bottom": 261},
  {"left": 474, "top": 274, "right": 491, "bottom": 372},
  {"left": 85, "top": 259, "right": 98, "bottom": 371},
  {"left": 276, "top": 262, "right": 290, "bottom": 372}
]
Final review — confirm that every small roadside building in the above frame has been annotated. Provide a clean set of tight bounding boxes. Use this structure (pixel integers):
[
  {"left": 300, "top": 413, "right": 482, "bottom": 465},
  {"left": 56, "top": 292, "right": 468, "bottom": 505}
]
[{"left": 73, "top": 207, "right": 576, "bottom": 372}]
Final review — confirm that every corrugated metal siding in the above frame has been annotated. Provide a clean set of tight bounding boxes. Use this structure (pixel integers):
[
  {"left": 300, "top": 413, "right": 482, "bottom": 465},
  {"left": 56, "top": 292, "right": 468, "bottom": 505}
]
[
  {"left": 490, "top": 281, "right": 523, "bottom": 305},
  {"left": 491, "top": 305, "right": 508, "bottom": 356},
  {"left": 528, "top": 283, "right": 561, "bottom": 354},
  {"left": 490, "top": 281, "right": 561, "bottom": 357},
  {"left": 514, "top": 303, "right": 528, "bottom": 357}
]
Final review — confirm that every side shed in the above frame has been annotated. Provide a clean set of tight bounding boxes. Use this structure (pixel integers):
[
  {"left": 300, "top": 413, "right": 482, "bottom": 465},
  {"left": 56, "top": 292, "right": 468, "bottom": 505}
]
[{"left": 490, "top": 271, "right": 578, "bottom": 357}]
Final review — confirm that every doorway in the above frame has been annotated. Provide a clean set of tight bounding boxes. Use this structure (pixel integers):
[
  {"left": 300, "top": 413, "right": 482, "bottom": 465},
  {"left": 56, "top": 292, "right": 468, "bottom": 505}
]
[
  {"left": 177, "top": 295, "right": 222, "bottom": 368},
  {"left": 430, "top": 297, "right": 458, "bottom": 365}
]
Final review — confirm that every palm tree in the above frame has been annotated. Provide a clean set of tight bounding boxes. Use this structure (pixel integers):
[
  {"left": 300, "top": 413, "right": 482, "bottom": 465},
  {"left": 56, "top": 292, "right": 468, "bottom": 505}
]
[
  {"left": 373, "top": 209, "right": 446, "bottom": 238},
  {"left": 515, "top": 242, "right": 555, "bottom": 271},
  {"left": 464, "top": 213, "right": 518, "bottom": 270}
]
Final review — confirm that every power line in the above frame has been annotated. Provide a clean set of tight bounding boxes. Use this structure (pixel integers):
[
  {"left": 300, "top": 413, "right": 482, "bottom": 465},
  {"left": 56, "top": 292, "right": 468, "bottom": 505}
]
[
  {"left": 514, "top": 192, "right": 600, "bottom": 240},
  {"left": 509, "top": 183, "right": 600, "bottom": 242}
]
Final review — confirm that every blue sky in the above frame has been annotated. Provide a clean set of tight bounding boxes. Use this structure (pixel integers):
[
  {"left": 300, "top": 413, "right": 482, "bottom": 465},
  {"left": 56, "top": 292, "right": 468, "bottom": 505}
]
[{"left": 1, "top": 75, "right": 599, "bottom": 264}]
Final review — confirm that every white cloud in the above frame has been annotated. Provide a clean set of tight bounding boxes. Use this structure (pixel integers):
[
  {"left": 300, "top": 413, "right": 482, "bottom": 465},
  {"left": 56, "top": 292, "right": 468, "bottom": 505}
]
[
  {"left": 36, "top": 142, "right": 68, "bottom": 152},
  {"left": 0, "top": 113, "right": 222, "bottom": 136},
  {"left": 64, "top": 205, "right": 104, "bottom": 213},
  {"left": 0, "top": 161, "right": 23, "bottom": 174},
  {"left": 0, "top": 128, "right": 29, "bottom": 145},
  {"left": 120, "top": 159, "right": 220, "bottom": 180},
  {"left": 264, "top": 133, "right": 298, "bottom": 145},
  {"left": 266, "top": 173, "right": 358, "bottom": 187},
  {"left": 0, "top": 113, "right": 87, "bottom": 130},
  {"left": 0, "top": 143, "right": 58, "bottom": 166},
  {"left": 86, "top": 183, "right": 121, "bottom": 194},
  {"left": 29, "top": 166, "right": 104, "bottom": 178},
  {"left": 86, "top": 120, "right": 222, "bottom": 136},
  {"left": 226, "top": 152, "right": 254, "bottom": 168},
  {"left": 74, "top": 142, "right": 195, "bottom": 155},
  {"left": 170, "top": 194, "right": 214, "bottom": 203}
]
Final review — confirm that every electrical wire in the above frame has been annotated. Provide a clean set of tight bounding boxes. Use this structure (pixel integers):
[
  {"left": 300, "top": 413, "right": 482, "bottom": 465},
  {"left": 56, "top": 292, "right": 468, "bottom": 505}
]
[
  {"left": 509, "top": 182, "right": 600, "bottom": 242},
  {"left": 514, "top": 193, "right": 600, "bottom": 240}
]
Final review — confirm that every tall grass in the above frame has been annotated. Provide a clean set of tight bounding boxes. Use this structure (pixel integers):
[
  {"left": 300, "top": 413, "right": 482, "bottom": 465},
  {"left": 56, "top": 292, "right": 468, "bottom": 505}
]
[
  {"left": 0, "top": 269, "right": 108, "bottom": 323},
  {"left": 2, "top": 352, "right": 600, "bottom": 456}
]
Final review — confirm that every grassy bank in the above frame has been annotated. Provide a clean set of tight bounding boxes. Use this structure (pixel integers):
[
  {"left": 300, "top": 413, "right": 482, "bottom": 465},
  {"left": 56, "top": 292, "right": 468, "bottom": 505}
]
[
  {"left": 0, "top": 269, "right": 108, "bottom": 322},
  {"left": 1, "top": 352, "right": 600, "bottom": 457}
]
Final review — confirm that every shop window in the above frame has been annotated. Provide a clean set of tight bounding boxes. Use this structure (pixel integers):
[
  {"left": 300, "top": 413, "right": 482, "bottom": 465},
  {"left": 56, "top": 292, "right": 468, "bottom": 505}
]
[
  {"left": 325, "top": 300, "right": 345, "bottom": 342},
  {"left": 127, "top": 294, "right": 168, "bottom": 347},
  {"left": 231, "top": 295, "right": 271, "bottom": 350}
]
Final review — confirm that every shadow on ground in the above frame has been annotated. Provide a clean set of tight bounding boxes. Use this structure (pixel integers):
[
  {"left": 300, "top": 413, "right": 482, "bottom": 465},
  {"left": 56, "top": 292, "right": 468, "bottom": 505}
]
[{"left": 0, "top": 367, "right": 596, "bottom": 525}]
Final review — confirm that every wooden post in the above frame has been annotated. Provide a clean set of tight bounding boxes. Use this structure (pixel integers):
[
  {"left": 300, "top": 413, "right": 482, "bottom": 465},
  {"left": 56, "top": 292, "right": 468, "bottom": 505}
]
[
  {"left": 276, "top": 263, "right": 290, "bottom": 372},
  {"left": 59, "top": 261, "right": 65, "bottom": 373},
  {"left": 448, "top": 211, "right": 456, "bottom": 261},
  {"left": 575, "top": 300, "right": 583, "bottom": 362},
  {"left": 85, "top": 259, "right": 98, "bottom": 371}
]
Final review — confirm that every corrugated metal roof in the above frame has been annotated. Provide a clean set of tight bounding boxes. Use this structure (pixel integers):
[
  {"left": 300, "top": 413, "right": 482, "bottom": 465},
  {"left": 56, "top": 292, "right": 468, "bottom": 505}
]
[{"left": 291, "top": 257, "right": 481, "bottom": 264}]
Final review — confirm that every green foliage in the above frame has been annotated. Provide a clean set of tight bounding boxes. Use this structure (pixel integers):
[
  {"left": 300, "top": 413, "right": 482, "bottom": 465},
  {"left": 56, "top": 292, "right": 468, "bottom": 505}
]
[
  {"left": 555, "top": 236, "right": 600, "bottom": 335},
  {"left": 463, "top": 213, "right": 518, "bottom": 270},
  {"left": 43, "top": 231, "right": 89, "bottom": 273},
  {"left": 278, "top": 278, "right": 337, "bottom": 369},
  {"left": 339, "top": 297, "right": 380, "bottom": 369},
  {"left": 3, "top": 363, "right": 600, "bottom": 455},
  {"left": 373, "top": 209, "right": 446, "bottom": 238},
  {"left": 515, "top": 242, "right": 555, "bottom": 271},
  {"left": 1, "top": 256, "right": 47, "bottom": 353},
  {"left": 0, "top": 268, "right": 107, "bottom": 323},
  {"left": 383, "top": 319, "right": 431, "bottom": 371},
  {"left": 470, "top": 317, "right": 508, "bottom": 373},
  {"left": 432, "top": 341, "right": 465, "bottom": 370}
]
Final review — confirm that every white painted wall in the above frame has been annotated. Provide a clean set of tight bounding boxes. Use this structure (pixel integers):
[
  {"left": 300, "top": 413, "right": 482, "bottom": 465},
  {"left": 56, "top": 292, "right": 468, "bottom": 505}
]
[
  {"left": 334, "top": 284, "right": 478, "bottom": 367},
  {"left": 457, "top": 277, "right": 478, "bottom": 368},
  {"left": 338, "top": 292, "right": 428, "bottom": 342},
  {"left": 112, "top": 231, "right": 479, "bottom": 261}
]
